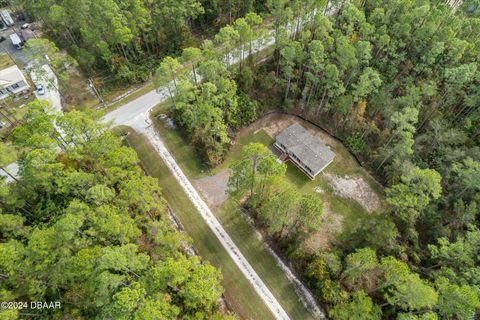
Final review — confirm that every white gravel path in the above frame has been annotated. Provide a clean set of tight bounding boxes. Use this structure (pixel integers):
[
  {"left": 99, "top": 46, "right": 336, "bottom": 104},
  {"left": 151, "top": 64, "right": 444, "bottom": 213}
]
[
  {"left": 1, "top": 15, "right": 328, "bottom": 318},
  {"left": 128, "top": 113, "right": 291, "bottom": 319},
  {"left": 30, "top": 64, "right": 62, "bottom": 113},
  {"left": 104, "top": 10, "right": 331, "bottom": 320}
]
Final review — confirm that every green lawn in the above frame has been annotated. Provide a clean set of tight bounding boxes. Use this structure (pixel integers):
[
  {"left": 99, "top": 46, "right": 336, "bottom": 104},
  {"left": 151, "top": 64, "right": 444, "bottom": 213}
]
[
  {"left": 149, "top": 108, "right": 317, "bottom": 320},
  {"left": 284, "top": 163, "right": 371, "bottom": 225},
  {"left": 119, "top": 128, "right": 275, "bottom": 320},
  {"left": 214, "top": 130, "right": 274, "bottom": 174},
  {"left": 152, "top": 103, "right": 207, "bottom": 179}
]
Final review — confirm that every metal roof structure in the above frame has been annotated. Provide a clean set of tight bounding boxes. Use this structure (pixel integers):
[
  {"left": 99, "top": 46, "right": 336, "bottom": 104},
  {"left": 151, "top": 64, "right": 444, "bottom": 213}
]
[{"left": 275, "top": 123, "right": 335, "bottom": 176}]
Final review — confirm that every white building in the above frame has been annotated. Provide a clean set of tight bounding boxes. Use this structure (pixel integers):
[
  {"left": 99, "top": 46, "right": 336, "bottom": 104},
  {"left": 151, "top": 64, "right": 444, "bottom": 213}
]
[{"left": 0, "top": 64, "right": 30, "bottom": 99}]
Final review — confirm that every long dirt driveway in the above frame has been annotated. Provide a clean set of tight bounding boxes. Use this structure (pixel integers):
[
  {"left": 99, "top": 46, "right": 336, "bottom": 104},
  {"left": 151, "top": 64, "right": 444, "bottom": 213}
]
[
  {"left": 104, "top": 10, "right": 329, "bottom": 320},
  {"left": 127, "top": 112, "right": 291, "bottom": 319}
]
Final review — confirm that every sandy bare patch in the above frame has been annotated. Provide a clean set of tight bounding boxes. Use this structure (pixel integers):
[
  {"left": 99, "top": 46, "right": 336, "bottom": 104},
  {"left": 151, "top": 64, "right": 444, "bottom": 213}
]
[
  {"left": 193, "top": 170, "right": 230, "bottom": 207},
  {"left": 303, "top": 205, "right": 343, "bottom": 252},
  {"left": 239, "top": 113, "right": 338, "bottom": 147},
  {"left": 324, "top": 173, "right": 381, "bottom": 213}
]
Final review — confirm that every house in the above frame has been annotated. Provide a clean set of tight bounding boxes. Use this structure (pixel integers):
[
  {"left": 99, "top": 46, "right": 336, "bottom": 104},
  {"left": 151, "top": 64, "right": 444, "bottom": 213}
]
[
  {"left": 0, "top": 54, "right": 29, "bottom": 100},
  {"left": 274, "top": 123, "right": 335, "bottom": 179}
]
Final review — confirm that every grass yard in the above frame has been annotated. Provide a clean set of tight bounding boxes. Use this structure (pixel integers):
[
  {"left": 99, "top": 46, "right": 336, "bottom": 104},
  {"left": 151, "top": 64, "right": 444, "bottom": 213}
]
[
  {"left": 118, "top": 128, "right": 275, "bottom": 320},
  {"left": 151, "top": 103, "right": 385, "bottom": 249},
  {"left": 151, "top": 103, "right": 207, "bottom": 178},
  {"left": 61, "top": 73, "right": 99, "bottom": 111},
  {"left": 0, "top": 53, "right": 15, "bottom": 69},
  {"left": 214, "top": 129, "right": 274, "bottom": 174},
  {"left": 0, "top": 97, "right": 34, "bottom": 140},
  {"left": 150, "top": 106, "right": 317, "bottom": 320}
]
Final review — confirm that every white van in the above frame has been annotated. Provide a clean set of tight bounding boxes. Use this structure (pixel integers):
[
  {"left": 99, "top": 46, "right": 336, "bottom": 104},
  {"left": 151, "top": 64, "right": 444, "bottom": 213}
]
[
  {"left": 0, "top": 10, "right": 14, "bottom": 27},
  {"left": 9, "top": 33, "right": 22, "bottom": 49}
]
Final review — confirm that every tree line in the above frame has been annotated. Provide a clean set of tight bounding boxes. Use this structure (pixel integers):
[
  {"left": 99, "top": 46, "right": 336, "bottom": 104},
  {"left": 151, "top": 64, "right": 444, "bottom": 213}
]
[
  {"left": 155, "top": 0, "right": 480, "bottom": 318},
  {"left": 20, "top": 0, "right": 274, "bottom": 87},
  {"left": 240, "top": 0, "right": 480, "bottom": 319},
  {"left": 227, "top": 143, "right": 324, "bottom": 241},
  {"left": 0, "top": 101, "right": 234, "bottom": 319}
]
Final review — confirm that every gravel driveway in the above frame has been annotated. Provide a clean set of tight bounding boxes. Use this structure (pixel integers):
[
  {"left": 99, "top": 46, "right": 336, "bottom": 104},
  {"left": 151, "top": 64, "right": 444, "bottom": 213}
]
[{"left": 193, "top": 170, "right": 230, "bottom": 207}]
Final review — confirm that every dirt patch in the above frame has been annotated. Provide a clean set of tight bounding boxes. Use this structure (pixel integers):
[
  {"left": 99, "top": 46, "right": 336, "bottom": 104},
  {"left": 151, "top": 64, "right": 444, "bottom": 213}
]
[
  {"left": 238, "top": 113, "right": 338, "bottom": 147},
  {"left": 323, "top": 173, "right": 381, "bottom": 213},
  {"left": 303, "top": 205, "right": 343, "bottom": 252},
  {"left": 193, "top": 170, "right": 230, "bottom": 207}
]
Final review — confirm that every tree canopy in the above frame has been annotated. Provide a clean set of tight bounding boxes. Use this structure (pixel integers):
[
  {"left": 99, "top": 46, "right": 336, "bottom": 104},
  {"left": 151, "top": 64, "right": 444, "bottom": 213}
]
[{"left": 0, "top": 102, "right": 228, "bottom": 319}]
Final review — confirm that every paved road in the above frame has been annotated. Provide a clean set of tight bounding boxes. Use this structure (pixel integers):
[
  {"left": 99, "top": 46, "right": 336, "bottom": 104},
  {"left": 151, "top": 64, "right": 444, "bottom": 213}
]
[
  {"left": 1, "top": 9, "right": 328, "bottom": 319},
  {"left": 105, "top": 12, "right": 326, "bottom": 320}
]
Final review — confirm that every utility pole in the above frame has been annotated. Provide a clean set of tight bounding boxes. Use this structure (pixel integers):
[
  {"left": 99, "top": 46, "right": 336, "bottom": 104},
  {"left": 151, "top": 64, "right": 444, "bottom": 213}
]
[{"left": 88, "top": 78, "right": 104, "bottom": 104}]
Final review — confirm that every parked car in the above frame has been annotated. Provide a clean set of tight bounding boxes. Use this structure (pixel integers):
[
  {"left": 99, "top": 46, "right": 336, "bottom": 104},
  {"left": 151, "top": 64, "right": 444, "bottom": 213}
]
[
  {"left": 0, "top": 36, "right": 6, "bottom": 42},
  {"left": 36, "top": 84, "right": 45, "bottom": 95},
  {"left": 0, "top": 121, "right": 6, "bottom": 129},
  {"left": 21, "top": 23, "right": 30, "bottom": 29}
]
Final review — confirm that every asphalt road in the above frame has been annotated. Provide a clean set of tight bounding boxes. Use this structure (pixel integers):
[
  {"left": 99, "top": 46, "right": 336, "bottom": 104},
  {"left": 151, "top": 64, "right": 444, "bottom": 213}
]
[
  {"left": 104, "top": 11, "right": 326, "bottom": 320},
  {"left": 1, "top": 9, "right": 328, "bottom": 319}
]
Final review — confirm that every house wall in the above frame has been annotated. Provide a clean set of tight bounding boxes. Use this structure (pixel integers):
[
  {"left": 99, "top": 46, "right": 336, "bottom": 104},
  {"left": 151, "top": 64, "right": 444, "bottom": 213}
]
[
  {"left": 7, "top": 80, "right": 28, "bottom": 93},
  {"left": 274, "top": 141, "right": 317, "bottom": 179},
  {"left": 0, "top": 80, "right": 29, "bottom": 99},
  {"left": 312, "top": 159, "right": 333, "bottom": 177}
]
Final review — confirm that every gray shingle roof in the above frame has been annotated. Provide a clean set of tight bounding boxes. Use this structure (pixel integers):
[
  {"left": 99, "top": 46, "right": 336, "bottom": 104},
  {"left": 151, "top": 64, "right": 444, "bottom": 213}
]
[
  {"left": 0, "top": 65, "right": 25, "bottom": 87},
  {"left": 276, "top": 123, "right": 335, "bottom": 174}
]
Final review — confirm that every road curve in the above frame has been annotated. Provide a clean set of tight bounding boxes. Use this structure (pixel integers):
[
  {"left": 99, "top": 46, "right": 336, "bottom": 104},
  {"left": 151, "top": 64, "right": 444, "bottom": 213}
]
[
  {"left": 104, "top": 10, "right": 329, "bottom": 320},
  {"left": 128, "top": 111, "right": 291, "bottom": 319}
]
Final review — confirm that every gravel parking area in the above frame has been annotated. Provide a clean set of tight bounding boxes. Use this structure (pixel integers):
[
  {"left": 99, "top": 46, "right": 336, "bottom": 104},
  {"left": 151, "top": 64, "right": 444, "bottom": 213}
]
[{"left": 193, "top": 170, "right": 230, "bottom": 207}]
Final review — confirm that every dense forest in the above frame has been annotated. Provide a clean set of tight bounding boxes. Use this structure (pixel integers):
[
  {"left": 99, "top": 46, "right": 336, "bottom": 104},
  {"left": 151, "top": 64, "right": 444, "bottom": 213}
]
[
  {"left": 154, "top": 0, "right": 480, "bottom": 318},
  {"left": 0, "top": 101, "right": 232, "bottom": 319},
  {"left": 21, "top": 0, "right": 270, "bottom": 86},
  {"left": 1, "top": 0, "right": 479, "bottom": 318}
]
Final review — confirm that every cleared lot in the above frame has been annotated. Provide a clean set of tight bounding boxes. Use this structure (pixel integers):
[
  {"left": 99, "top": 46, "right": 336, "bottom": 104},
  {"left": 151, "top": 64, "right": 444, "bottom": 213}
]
[{"left": 30, "top": 64, "right": 61, "bottom": 112}]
